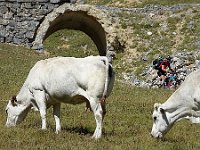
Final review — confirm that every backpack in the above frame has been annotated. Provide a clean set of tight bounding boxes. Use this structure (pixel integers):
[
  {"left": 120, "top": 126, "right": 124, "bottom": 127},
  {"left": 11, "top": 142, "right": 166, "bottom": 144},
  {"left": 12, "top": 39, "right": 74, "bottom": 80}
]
[{"left": 153, "top": 58, "right": 163, "bottom": 70}]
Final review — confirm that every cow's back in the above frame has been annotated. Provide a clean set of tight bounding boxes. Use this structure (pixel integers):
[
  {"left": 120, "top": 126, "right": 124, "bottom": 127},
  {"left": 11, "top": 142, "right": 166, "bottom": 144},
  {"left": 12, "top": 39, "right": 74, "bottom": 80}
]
[
  {"left": 25, "top": 56, "right": 109, "bottom": 104},
  {"left": 163, "top": 69, "right": 200, "bottom": 109}
]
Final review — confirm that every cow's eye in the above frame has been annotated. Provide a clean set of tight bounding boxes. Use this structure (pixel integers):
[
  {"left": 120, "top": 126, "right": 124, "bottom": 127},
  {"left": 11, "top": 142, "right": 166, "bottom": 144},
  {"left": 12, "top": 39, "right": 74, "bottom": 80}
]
[
  {"left": 153, "top": 116, "right": 157, "bottom": 121},
  {"left": 5, "top": 109, "right": 8, "bottom": 114}
]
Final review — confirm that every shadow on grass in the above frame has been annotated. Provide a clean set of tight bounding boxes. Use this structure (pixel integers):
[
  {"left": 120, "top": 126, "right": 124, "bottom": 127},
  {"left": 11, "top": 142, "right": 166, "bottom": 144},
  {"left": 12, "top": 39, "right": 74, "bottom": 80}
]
[
  {"left": 61, "top": 126, "right": 115, "bottom": 137},
  {"left": 62, "top": 126, "right": 94, "bottom": 136},
  {"left": 151, "top": 135, "right": 181, "bottom": 143},
  {"left": 20, "top": 122, "right": 99, "bottom": 136}
]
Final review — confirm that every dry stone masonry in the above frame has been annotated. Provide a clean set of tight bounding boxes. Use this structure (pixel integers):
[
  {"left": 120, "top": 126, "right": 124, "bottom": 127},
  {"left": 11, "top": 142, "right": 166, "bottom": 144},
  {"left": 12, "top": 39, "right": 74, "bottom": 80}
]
[
  {"left": 0, "top": 0, "right": 120, "bottom": 56},
  {"left": 1, "top": 1, "right": 196, "bottom": 55},
  {"left": 0, "top": 0, "right": 73, "bottom": 46}
]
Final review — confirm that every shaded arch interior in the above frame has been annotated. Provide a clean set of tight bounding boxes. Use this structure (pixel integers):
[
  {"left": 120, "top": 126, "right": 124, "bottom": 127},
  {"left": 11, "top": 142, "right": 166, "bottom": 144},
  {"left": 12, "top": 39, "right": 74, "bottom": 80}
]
[{"left": 44, "top": 11, "right": 107, "bottom": 56}]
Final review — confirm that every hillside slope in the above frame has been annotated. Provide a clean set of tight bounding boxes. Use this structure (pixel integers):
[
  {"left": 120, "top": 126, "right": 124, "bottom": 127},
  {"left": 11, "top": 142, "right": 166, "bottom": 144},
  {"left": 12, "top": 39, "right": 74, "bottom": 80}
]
[
  {"left": 85, "top": 0, "right": 200, "bottom": 7},
  {"left": 106, "top": 4, "right": 200, "bottom": 80},
  {"left": 41, "top": 2, "right": 200, "bottom": 85}
]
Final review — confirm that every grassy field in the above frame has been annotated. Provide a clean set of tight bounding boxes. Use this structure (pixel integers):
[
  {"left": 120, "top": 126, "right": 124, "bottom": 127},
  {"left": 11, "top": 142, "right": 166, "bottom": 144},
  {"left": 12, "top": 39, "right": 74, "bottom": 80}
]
[{"left": 1, "top": 42, "right": 200, "bottom": 149}]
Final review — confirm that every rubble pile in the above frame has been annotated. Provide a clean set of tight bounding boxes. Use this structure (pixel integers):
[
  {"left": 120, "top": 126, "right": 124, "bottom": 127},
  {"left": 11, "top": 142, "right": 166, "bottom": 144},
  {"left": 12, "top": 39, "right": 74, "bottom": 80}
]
[{"left": 122, "top": 51, "right": 200, "bottom": 89}]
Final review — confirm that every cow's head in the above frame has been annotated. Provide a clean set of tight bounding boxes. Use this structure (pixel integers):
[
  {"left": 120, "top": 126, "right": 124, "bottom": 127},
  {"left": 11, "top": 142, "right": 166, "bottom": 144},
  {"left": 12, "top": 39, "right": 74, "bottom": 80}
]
[
  {"left": 5, "top": 96, "right": 29, "bottom": 127},
  {"left": 151, "top": 103, "right": 172, "bottom": 139}
]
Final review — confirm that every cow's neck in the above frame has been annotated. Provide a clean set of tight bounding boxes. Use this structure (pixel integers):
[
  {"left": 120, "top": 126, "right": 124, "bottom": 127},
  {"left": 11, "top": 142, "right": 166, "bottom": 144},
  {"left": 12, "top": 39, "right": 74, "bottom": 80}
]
[
  {"left": 162, "top": 91, "right": 189, "bottom": 113},
  {"left": 161, "top": 95, "right": 192, "bottom": 124},
  {"left": 162, "top": 101, "right": 192, "bottom": 125},
  {"left": 16, "top": 85, "right": 32, "bottom": 107},
  {"left": 168, "top": 107, "right": 191, "bottom": 123}
]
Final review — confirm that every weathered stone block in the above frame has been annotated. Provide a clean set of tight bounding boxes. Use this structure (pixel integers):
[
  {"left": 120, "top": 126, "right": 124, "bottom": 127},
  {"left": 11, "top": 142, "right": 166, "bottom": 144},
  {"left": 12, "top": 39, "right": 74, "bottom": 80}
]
[
  {"left": 34, "top": 15, "right": 45, "bottom": 21},
  {"left": 50, "top": 0, "right": 61, "bottom": 3},
  {"left": 26, "top": 31, "right": 35, "bottom": 39},
  {"left": 0, "top": 2, "right": 7, "bottom": 6},
  {"left": 3, "top": 12, "right": 13, "bottom": 19},
  {"left": 9, "top": 2, "right": 20, "bottom": 9},
  {"left": 0, "top": 36, "right": 5, "bottom": 42},
  {"left": 27, "top": 21, "right": 39, "bottom": 31},
  {"left": 21, "top": 3, "right": 32, "bottom": 9},
  {"left": 9, "top": 7, "right": 17, "bottom": 14},
  {"left": 38, "top": 9, "right": 48, "bottom": 15},
  {"left": 13, "top": 36, "right": 25, "bottom": 44},
  {"left": 0, "top": 28, "right": 7, "bottom": 37},
  {"left": 0, "top": 6, "right": 8, "bottom": 14},
  {"left": 5, "top": 35, "right": 13, "bottom": 43},
  {"left": 46, "top": 3, "right": 55, "bottom": 11},
  {"left": 0, "top": 19, "right": 9, "bottom": 25},
  {"left": 8, "top": 20, "right": 16, "bottom": 27}
]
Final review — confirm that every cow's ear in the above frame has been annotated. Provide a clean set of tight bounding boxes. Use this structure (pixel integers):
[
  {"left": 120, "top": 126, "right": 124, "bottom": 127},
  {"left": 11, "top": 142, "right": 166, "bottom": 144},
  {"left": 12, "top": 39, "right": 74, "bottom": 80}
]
[
  {"left": 11, "top": 96, "right": 17, "bottom": 106},
  {"left": 154, "top": 103, "right": 161, "bottom": 111},
  {"left": 160, "top": 107, "right": 165, "bottom": 114}
]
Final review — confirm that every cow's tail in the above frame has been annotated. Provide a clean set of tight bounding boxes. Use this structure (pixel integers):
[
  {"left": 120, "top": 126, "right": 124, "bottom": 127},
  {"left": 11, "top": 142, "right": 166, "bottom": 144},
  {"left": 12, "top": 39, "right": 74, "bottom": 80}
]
[
  {"left": 102, "top": 56, "right": 113, "bottom": 100},
  {"left": 100, "top": 56, "right": 114, "bottom": 116}
]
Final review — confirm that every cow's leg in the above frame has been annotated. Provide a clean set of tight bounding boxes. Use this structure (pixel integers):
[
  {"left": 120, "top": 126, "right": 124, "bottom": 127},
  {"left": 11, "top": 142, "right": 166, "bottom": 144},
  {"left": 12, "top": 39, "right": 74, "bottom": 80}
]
[
  {"left": 172, "top": 109, "right": 200, "bottom": 123},
  {"left": 85, "top": 100, "right": 92, "bottom": 112},
  {"left": 89, "top": 98, "right": 104, "bottom": 139},
  {"left": 33, "top": 90, "right": 47, "bottom": 130},
  {"left": 100, "top": 96, "right": 106, "bottom": 119},
  {"left": 188, "top": 111, "right": 200, "bottom": 123},
  {"left": 185, "top": 116, "right": 200, "bottom": 123},
  {"left": 53, "top": 103, "right": 61, "bottom": 133}
]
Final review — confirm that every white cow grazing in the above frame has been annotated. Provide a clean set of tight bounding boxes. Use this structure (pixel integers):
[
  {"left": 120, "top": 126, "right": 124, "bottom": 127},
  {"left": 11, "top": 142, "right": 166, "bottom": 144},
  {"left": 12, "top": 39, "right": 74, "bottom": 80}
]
[
  {"left": 5, "top": 56, "right": 115, "bottom": 139},
  {"left": 151, "top": 69, "right": 200, "bottom": 139}
]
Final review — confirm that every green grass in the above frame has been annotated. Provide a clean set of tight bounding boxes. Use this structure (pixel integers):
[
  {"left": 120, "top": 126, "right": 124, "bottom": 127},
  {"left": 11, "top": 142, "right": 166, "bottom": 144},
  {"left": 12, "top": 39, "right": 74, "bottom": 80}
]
[
  {"left": 1, "top": 43, "right": 200, "bottom": 149},
  {"left": 43, "top": 29, "right": 98, "bottom": 57}
]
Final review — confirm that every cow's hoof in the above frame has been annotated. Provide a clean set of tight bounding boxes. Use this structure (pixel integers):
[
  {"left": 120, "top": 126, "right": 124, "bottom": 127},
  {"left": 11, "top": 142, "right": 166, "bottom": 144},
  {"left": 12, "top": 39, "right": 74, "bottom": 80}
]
[
  {"left": 91, "top": 134, "right": 101, "bottom": 140},
  {"left": 85, "top": 107, "right": 92, "bottom": 112},
  {"left": 41, "top": 127, "right": 47, "bottom": 130},
  {"left": 55, "top": 130, "right": 61, "bottom": 134}
]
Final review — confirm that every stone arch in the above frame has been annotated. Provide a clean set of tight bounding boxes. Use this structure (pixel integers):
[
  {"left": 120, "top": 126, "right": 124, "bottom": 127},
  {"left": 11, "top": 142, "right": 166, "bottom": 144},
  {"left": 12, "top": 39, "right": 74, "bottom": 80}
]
[
  {"left": 33, "top": 4, "right": 115, "bottom": 56},
  {"left": 44, "top": 11, "right": 106, "bottom": 55}
]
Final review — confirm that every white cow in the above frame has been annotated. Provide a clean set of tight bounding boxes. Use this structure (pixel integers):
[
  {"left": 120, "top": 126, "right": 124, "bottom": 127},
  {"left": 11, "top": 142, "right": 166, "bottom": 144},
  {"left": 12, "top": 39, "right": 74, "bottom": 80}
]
[
  {"left": 5, "top": 56, "right": 115, "bottom": 139},
  {"left": 151, "top": 69, "right": 200, "bottom": 139}
]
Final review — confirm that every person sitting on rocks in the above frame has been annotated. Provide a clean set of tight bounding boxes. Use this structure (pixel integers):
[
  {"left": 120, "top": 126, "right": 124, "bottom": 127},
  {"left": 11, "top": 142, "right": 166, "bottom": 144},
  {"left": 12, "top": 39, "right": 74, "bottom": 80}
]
[
  {"left": 157, "top": 58, "right": 174, "bottom": 86},
  {"left": 165, "top": 72, "right": 177, "bottom": 88}
]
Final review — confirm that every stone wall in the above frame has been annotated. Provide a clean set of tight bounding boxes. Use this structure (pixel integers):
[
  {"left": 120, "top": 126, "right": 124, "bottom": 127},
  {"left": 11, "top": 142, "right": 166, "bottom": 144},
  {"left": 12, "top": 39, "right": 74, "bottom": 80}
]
[
  {"left": 1, "top": 1, "right": 199, "bottom": 55},
  {"left": 0, "top": 0, "right": 119, "bottom": 56},
  {"left": 0, "top": 0, "right": 73, "bottom": 47},
  {"left": 0, "top": 0, "right": 120, "bottom": 57}
]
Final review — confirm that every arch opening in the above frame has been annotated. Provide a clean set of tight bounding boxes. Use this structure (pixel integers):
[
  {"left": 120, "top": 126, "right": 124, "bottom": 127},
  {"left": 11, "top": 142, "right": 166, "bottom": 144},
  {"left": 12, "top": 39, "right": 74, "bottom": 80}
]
[
  {"left": 44, "top": 11, "right": 107, "bottom": 56},
  {"left": 44, "top": 29, "right": 99, "bottom": 57}
]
